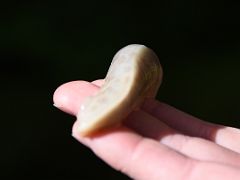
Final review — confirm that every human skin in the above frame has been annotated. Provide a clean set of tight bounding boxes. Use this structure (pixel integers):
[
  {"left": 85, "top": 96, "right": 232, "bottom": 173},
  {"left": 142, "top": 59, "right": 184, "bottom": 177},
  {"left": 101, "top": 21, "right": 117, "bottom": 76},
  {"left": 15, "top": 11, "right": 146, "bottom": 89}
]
[{"left": 53, "top": 79, "right": 240, "bottom": 180}]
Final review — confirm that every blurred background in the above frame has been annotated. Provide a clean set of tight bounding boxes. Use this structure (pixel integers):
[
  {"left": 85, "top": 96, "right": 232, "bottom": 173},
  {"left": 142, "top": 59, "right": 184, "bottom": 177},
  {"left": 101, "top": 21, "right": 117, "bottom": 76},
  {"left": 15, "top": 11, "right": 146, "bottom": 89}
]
[{"left": 1, "top": 0, "right": 240, "bottom": 179}]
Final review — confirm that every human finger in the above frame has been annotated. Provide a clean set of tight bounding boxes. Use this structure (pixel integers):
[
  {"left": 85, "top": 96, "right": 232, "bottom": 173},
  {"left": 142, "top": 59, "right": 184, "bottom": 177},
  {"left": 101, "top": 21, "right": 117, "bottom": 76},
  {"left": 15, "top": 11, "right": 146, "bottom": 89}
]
[
  {"left": 53, "top": 81, "right": 99, "bottom": 115},
  {"left": 53, "top": 81, "right": 240, "bottom": 168},
  {"left": 73, "top": 123, "right": 240, "bottom": 180},
  {"left": 125, "top": 110, "right": 240, "bottom": 168},
  {"left": 54, "top": 80, "right": 196, "bottom": 179},
  {"left": 142, "top": 99, "right": 240, "bottom": 153},
  {"left": 72, "top": 120, "right": 194, "bottom": 180}
]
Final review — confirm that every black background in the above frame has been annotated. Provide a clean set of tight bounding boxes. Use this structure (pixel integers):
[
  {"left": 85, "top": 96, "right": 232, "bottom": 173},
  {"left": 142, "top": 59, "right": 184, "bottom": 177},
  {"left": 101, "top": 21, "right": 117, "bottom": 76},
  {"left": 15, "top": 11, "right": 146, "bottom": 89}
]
[{"left": 1, "top": 1, "right": 240, "bottom": 179}]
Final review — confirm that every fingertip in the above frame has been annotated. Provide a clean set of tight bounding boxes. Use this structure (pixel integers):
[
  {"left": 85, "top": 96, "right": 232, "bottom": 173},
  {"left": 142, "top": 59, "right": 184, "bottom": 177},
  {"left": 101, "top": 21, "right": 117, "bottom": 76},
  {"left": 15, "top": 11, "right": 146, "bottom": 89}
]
[
  {"left": 53, "top": 81, "right": 74, "bottom": 114},
  {"left": 53, "top": 80, "right": 100, "bottom": 116}
]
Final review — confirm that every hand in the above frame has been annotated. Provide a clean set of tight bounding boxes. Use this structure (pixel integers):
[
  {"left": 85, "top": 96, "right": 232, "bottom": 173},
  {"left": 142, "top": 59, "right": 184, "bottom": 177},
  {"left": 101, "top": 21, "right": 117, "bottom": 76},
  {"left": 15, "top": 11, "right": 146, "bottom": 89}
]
[{"left": 53, "top": 79, "right": 240, "bottom": 180}]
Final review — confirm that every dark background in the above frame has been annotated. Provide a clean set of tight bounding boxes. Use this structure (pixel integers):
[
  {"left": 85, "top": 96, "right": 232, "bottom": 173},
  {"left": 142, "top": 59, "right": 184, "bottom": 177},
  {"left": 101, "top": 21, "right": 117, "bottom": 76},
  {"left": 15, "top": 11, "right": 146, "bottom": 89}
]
[{"left": 1, "top": 0, "right": 240, "bottom": 179}]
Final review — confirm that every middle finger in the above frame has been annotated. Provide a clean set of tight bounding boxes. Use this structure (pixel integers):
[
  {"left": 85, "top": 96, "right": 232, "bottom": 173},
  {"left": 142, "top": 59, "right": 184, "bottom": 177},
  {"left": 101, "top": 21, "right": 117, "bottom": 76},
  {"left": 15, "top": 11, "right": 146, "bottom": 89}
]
[{"left": 125, "top": 110, "right": 240, "bottom": 168}]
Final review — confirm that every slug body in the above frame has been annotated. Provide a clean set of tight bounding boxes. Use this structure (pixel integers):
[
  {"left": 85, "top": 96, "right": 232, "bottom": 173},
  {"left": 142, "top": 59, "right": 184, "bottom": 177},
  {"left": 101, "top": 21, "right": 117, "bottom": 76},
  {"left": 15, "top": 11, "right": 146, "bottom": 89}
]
[{"left": 77, "top": 44, "right": 163, "bottom": 136}]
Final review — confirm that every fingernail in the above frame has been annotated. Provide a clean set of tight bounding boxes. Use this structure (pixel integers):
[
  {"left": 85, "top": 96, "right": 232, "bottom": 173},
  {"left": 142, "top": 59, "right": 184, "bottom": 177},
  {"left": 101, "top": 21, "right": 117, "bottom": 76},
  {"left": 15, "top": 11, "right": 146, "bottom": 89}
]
[
  {"left": 53, "top": 103, "right": 67, "bottom": 112},
  {"left": 53, "top": 103, "right": 60, "bottom": 108}
]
